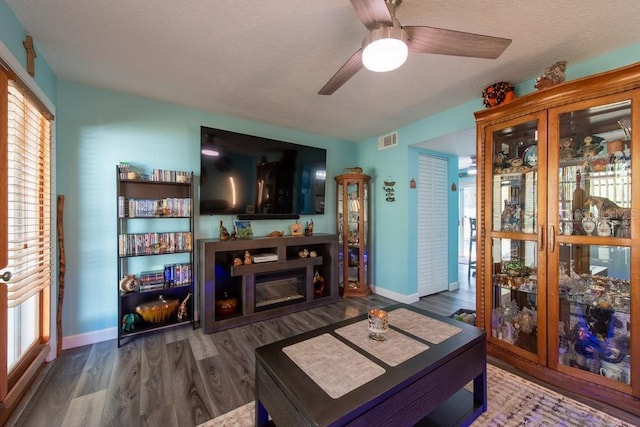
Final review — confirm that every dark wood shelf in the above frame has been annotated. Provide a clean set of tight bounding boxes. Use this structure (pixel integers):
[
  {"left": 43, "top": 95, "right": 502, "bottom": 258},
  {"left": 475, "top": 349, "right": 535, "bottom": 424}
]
[
  {"left": 198, "top": 234, "right": 339, "bottom": 334},
  {"left": 230, "top": 256, "right": 323, "bottom": 276}
]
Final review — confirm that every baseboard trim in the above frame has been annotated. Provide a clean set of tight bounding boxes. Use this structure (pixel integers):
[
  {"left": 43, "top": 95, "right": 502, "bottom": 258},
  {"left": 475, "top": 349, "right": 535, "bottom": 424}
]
[
  {"left": 370, "top": 285, "right": 419, "bottom": 304},
  {"left": 62, "top": 327, "right": 117, "bottom": 350}
]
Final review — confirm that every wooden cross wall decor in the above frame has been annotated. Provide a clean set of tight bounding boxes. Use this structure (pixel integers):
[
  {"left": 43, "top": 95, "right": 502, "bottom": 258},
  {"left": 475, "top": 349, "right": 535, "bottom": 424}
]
[{"left": 23, "top": 35, "right": 36, "bottom": 77}]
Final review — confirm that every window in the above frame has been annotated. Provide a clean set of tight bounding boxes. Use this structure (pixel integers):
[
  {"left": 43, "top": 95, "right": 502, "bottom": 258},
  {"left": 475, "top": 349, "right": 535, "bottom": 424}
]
[{"left": 0, "top": 68, "right": 53, "bottom": 419}]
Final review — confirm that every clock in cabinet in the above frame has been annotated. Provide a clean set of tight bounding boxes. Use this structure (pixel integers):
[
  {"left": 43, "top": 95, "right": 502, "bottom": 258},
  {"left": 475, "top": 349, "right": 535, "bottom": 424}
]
[{"left": 335, "top": 173, "right": 371, "bottom": 297}]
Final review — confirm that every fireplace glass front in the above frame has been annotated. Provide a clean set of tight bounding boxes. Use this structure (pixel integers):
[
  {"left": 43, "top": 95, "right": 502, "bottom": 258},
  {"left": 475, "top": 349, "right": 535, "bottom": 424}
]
[{"left": 255, "top": 269, "right": 306, "bottom": 310}]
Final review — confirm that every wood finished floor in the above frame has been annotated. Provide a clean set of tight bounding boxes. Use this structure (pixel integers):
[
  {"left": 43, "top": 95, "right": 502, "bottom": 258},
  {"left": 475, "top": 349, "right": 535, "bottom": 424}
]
[{"left": 8, "top": 266, "right": 638, "bottom": 426}]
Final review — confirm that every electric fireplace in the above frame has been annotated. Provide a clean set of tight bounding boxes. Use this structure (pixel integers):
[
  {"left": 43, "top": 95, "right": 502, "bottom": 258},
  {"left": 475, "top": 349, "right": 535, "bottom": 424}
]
[{"left": 255, "top": 269, "right": 306, "bottom": 310}]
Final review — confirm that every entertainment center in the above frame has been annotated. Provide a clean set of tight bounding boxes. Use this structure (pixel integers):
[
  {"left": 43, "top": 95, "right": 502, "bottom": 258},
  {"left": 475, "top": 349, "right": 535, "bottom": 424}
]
[{"left": 198, "top": 234, "right": 339, "bottom": 333}]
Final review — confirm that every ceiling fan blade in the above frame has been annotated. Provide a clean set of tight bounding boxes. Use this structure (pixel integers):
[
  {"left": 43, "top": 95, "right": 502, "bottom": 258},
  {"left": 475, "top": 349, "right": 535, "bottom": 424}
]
[
  {"left": 318, "top": 49, "right": 363, "bottom": 95},
  {"left": 349, "top": 0, "right": 393, "bottom": 30},
  {"left": 404, "top": 26, "right": 511, "bottom": 59}
]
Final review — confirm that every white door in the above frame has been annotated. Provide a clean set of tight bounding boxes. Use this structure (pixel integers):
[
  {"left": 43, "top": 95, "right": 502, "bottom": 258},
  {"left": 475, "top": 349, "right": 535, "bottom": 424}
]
[{"left": 417, "top": 154, "right": 448, "bottom": 296}]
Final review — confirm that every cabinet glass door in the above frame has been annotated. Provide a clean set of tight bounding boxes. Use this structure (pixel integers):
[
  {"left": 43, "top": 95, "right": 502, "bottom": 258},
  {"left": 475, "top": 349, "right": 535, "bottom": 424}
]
[
  {"left": 491, "top": 119, "right": 540, "bottom": 235},
  {"left": 491, "top": 238, "right": 541, "bottom": 356},
  {"left": 487, "top": 115, "right": 546, "bottom": 362},
  {"left": 551, "top": 97, "right": 633, "bottom": 389},
  {"left": 336, "top": 174, "right": 370, "bottom": 297}
]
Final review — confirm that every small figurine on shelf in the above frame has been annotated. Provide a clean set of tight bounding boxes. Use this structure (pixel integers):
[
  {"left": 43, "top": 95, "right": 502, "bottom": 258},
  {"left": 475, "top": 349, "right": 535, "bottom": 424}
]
[
  {"left": 219, "top": 220, "right": 230, "bottom": 241},
  {"left": 313, "top": 270, "right": 326, "bottom": 297},
  {"left": 559, "top": 137, "right": 575, "bottom": 160},
  {"left": 177, "top": 293, "right": 191, "bottom": 321},
  {"left": 230, "top": 224, "right": 237, "bottom": 240},
  {"left": 243, "top": 250, "right": 252, "bottom": 265},
  {"left": 291, "top": 222, "right": 303, "bottom": 236},
  {"left": 304, "top": 219, "right": 314, "bottom": 236},
  {"left": 121, "top": 313, "right": 140, "bottom": 332},
  {"left": 233, "top": 257, "right": 243, "bottom": 266}
]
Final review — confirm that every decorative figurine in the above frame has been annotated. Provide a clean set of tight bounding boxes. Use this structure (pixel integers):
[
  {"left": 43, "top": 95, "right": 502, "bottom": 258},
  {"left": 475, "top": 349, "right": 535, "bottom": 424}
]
[
  {"left": 122, "top": 313, "right": 140, "bottom": 332},
  {"left": 219, "top": 220, "right": 230, "bottom": 241},
  {"left": 304, "top": 219, "right": 314, "bottom": 236},
  {"left": 535, "top": 60, "right": 567, "bottom": 90},
  {"left": 583, "top": 196, "right": 631, "bottom": 220},
  {"left": 243, "top": 250, "right": 252, "bottom": 265},
  {"left": 559, "top": 137, "right": 575, "bottom": 160},
  {"left": 313, "top": 270, "right": 326, "bottom": 297},
  {"left": 233, "top": 257, "right": 243, "bottom": 266},
  {"left": 177, "top": 293, "right": 191, "bottom": 321}
]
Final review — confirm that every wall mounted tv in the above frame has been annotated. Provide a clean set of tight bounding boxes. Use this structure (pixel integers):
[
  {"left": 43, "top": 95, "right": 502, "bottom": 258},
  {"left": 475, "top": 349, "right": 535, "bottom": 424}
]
[{"left": 200, "top": 126, "right": 327, "bottom": 219}]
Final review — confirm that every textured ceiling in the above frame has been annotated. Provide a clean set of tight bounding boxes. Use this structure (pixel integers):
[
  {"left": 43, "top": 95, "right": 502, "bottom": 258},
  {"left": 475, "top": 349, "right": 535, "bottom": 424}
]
[{"left": 7, "top": 0, "right": 640, "bottom": 156}]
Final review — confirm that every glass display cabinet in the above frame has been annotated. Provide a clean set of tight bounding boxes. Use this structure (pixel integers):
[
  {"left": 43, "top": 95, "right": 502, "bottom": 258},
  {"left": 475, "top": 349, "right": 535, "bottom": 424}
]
[
  {"left": 475, "top": 63, "right": 640, "bottom": 416},
  {"left": 335, "top": 173, "right": 371, "bottom": 297}
]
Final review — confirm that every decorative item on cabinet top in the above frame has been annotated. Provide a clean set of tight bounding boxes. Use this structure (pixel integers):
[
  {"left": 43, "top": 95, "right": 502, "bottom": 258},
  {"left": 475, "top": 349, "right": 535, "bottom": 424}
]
[
  {"left": 534, "top": 60, "right": 567, "bottom": 90},
  {"left": 482, "top": 81, "right": 516, "bottom": 108},
  {"left": 235, "top": 221, "right": 253, "bottom": 239},
  {"left": 344, "top": 166, "right": 363, "bottom": 174}
]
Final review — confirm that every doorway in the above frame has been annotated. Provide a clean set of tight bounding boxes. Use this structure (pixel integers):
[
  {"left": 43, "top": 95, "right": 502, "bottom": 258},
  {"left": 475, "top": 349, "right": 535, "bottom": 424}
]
[{"left": 459, "top": 179, "right": 477, "bottom": 262}]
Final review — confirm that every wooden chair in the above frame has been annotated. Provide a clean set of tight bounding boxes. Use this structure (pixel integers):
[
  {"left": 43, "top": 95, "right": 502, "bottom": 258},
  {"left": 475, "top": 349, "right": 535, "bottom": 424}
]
[{"left": 468, "top": 218, "right": 477, "bottom": 281}]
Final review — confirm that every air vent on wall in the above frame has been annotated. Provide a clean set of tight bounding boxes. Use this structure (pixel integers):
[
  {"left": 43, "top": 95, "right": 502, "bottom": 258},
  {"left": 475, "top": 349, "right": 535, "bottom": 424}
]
[{"left": 378, "top": 131, "right": 398, "bottom": 150}]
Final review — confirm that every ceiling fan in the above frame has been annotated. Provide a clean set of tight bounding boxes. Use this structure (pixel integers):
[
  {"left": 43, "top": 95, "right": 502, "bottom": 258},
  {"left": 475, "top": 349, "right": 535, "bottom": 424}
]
[{"left": 318, "top": 0, "right": 512, "bottom": 95}]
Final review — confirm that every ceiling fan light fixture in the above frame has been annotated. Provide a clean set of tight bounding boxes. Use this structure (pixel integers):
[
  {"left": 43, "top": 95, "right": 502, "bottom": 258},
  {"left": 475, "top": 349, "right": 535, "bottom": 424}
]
[{"left": 362, "top": 27, "right": 408, "bottom": 72}]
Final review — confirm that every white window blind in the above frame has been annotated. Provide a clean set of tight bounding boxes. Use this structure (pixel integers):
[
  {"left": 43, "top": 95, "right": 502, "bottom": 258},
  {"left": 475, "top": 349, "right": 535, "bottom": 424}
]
[{"left": 6, "top": 81, "right": 52, "bottom": 308}]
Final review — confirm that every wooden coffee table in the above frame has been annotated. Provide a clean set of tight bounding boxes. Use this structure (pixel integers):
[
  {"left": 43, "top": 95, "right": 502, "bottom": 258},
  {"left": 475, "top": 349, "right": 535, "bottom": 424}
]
[{"left": 255, "top": 304, "right": 486, "bottom": 426}]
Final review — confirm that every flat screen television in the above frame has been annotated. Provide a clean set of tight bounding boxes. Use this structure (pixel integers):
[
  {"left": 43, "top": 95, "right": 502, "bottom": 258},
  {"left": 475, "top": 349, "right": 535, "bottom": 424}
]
[{"left": 200, "top": 126, "right": 327, "bottom": 218}]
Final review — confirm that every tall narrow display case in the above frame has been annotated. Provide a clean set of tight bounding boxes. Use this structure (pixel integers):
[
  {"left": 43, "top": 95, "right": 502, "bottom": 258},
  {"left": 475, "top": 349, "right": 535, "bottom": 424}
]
[
  {"left": 116, "top": 166, "right": 195, "bottom": 346},
  {"left": 335, "top": 173, "right": 371, "bottom": 297},
  {"left": 475, "top": 62, "right": 640, "bottom": 415}
]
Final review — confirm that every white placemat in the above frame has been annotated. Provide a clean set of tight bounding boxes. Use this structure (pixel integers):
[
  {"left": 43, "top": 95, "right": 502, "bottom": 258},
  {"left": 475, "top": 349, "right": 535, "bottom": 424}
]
[
  {"left": 389, "top": 308, "right": 462, "bottom": 344},
  {"left": 335, "top": 319, "right": 429, "bottom": 366},
  {"left": 282, "top": 333, "right": 385, "bottom": 399}
]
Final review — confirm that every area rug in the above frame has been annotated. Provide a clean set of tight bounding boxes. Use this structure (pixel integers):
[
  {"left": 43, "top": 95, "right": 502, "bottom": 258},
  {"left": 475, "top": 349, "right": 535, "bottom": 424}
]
[{"left": 199, "top": 364, "right": 633, "bottom": 426}]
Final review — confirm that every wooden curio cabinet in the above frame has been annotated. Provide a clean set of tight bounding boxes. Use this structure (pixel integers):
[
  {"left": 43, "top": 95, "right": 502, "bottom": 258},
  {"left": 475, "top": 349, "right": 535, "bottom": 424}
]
[
  {"left": 335, "top": 173, "right": 371, "bottom": 297},
  {"left": 475, "top": 62, "right": 640, "bottom": 415}
]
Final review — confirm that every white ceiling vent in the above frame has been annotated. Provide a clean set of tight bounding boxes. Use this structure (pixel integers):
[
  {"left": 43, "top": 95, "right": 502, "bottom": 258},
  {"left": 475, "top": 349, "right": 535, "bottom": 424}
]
[{"left": 378, "top": 131, "right": 398, "bottom": 150}]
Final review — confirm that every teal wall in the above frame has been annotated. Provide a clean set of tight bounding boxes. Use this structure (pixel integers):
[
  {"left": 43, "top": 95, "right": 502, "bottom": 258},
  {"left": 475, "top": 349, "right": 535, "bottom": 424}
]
[
  {"left": 356, "top": 44, "right": 640, "bottom": 298},
  {"left": 3, "top": 1, "right": 640, "bottom": 339},
  {"left": 0, "top": 0, "right": 56, "bottom": 103},
  {"left": 56, "top": 81, "right": 355, "bottom": 336}
]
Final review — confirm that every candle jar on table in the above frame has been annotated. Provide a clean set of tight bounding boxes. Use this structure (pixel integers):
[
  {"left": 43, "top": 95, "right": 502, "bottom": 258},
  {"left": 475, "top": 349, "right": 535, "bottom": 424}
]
[{"left": 368, "top": 308, "right": 389, "bottom": 341}]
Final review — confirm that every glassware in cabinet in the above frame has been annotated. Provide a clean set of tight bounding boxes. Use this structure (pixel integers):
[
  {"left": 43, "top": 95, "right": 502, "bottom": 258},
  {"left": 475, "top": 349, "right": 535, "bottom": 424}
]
[
  {"left": 490, "top": 118, "right": 540, "bottom": 235},
  {"left": 550, "top": 97, "right": 633, "bottom": 391},
  {"left": 335, "top": 173, "right": 370, "bottom": 297},
  {"left": 490, "top": 237, "right": 542, "bottom": 359},
  {"left": 555, "top": 244, "right": 631, "bottom": 387}
]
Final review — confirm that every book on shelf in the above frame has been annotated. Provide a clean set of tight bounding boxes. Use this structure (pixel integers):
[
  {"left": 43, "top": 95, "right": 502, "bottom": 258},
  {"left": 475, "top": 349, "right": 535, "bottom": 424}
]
[
  {"left": 118, "top": 232, "right": 193, "bottom": 256},
  {"left": 164, "top": 263, "right": 192, "bottom": 286},
  {"left": 123, "top": 198, "right": 192, "bottom": 217}
]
